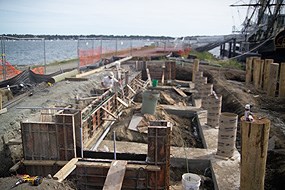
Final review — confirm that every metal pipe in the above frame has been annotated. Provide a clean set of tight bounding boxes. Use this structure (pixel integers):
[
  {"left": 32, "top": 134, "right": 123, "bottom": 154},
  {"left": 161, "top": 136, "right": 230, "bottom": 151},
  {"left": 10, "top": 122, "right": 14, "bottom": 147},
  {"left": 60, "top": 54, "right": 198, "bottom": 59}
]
[{"left": 113, "top": 131, "right": 116, "bottom": 160}]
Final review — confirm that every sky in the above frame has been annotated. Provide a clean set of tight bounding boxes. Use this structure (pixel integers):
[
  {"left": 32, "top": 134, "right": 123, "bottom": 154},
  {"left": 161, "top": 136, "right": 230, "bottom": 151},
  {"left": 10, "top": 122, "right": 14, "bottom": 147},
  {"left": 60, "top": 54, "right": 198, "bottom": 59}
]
[{"left": 0, "top": 0, "right": 249, "bottom": 37}]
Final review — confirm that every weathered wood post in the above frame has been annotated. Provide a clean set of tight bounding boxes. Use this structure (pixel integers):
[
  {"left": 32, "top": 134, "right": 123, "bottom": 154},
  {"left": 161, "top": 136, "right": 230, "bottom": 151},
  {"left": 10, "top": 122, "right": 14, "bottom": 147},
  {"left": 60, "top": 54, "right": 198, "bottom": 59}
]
[
  {"left": 192, "top": 59, "right": 200, "bottom": 82},
  {"left": 240, "top": 116, "right": 270, "bottom": 190},
  {"left": 263, "top": 59, "right": 274, "bottom": 91},
  {"left": 245, "top": 57, "right": 253, "bottom": 85},
  {"left": 267, "top": 63, "right": 279, "bottom": 97},
  {"left": 253, "top": 58, "right": 261, "bottom": 89},
  {"left": 258, "top": 60, "right": 264, "bottom": 89},
  {"left": 279, "top": 62, "right": 285, "bottom": 97},
  {"left": 147, "top": 121, "right": 171, "bottom": 190}
]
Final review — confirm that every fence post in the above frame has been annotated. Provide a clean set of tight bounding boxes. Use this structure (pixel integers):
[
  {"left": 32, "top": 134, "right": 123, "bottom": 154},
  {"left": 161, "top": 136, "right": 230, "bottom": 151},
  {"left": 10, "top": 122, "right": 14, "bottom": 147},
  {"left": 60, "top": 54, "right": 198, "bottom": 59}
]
[{"left": 267, "top": 63, "right": 279, "bottom": 97}]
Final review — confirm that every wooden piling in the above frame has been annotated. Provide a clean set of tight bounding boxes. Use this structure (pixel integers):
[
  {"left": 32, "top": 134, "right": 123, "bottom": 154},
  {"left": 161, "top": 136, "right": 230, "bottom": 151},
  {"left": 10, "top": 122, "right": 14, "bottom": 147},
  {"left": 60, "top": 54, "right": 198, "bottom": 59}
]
[
  {"left": 253, "top": 58, "right": 261, "bottom": 89},
  {"left": 245, "top": 57, "right": 253, "bottom": 85},
  {"left": 240, "top": 116, "right": 270, "bottom": 190},
  {"left": 279, "top": 63, "right": 285, "bottom": 97},
  {"left": 263, "top": 59, "right": 274, "bottom": 91},
  {"left": 267, "top": 63, "right": 279, "bottom": 97},
  {"left": 192, "top": 59, "right": 200, "bottom": 82},
  {"left": 258, "top": 60, "right": 264, "bottom": 89}
]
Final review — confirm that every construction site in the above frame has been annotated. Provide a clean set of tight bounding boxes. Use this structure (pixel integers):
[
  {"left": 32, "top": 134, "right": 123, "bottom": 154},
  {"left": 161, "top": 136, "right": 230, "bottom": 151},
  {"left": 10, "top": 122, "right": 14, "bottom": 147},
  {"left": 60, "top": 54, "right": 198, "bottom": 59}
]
[{"left": 0, "top": 43, "right": 285, "bottom": 190}]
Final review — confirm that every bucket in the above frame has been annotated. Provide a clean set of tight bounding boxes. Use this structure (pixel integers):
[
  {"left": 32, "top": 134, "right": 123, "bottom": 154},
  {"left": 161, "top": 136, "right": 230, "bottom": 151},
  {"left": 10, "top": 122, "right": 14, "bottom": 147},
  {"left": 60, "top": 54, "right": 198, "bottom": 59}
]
[
  {"left": 182, "top": 173, "right": 201, "bottom": 190},
  {"left": 141, "top": 90, "right": 160, "bottom": 115},
  {"left": 152, "top": 79, "right": 158, "bottom": 87}
]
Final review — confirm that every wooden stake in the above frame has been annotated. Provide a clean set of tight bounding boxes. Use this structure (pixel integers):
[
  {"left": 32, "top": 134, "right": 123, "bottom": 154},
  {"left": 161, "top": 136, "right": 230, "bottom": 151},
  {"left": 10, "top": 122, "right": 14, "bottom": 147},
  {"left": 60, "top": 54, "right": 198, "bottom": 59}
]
[
  {"left": 263, "top": 59, "right": 274, "bottom": 91},
  {"left": 279, "top": 63, "right": 285, "bottom": 97},
  {"left": 267, "top": 63, "right": 279, "bottom": 97},
  {"left": 240, "top": 116, "right": 270, "bottom": 190},
  {"left": 253, "top": 58, "right": 261, "bottom": 89},
  {"left": 126, "top": 84, "right": 136, "bottom": 94},
  {"left": 192, "top": 59, "right": 200, "bottom": 82},
  {"left": 116, "top": 97, "right": 128, "bottom": 108},
  {"left": 245, "top": 57, "right": 253, "bottom": 85}
]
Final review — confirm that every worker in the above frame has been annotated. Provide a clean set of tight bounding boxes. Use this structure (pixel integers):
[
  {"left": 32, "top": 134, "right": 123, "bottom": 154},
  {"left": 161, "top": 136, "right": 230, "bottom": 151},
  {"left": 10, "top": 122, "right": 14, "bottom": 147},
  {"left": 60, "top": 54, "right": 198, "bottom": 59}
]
[
  {"left": 244, "top": 104, "right": 254, "bottom": 122},
  {"left": 101, "top": 71, "right": 118, "bottom": 92}
]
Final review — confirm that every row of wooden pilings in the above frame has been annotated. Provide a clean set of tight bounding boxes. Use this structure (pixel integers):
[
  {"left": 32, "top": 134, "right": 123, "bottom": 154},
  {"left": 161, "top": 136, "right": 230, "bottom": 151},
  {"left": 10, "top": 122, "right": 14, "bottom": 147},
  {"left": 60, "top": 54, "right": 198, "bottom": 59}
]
[
  {"left": 246, "top": 57, "right": 285, "bottom": 97},
  {"left": 193, "top": 58, "right": 271, "bottom": 190}
]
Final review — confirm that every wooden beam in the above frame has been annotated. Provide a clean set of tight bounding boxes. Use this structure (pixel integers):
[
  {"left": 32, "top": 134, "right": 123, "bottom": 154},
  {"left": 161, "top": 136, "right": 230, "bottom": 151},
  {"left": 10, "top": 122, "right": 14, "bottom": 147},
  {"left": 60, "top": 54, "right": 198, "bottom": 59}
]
[
  {"left": 192, "top": 59, "right": 200, "bottom": 82},
  {"left": 173, "top": 87, "right": 187, "bottom": 97},
  {"left": 9, "top": 158, "right": 24, "bottom": 172},
  {"left": 240, "top": 116, "right": 270, "bottom": 190},
  {"left": 126, "top": 84, "right": 136, "bottom": 94},
  {"left": 7, "top": 138, "right": 22, "bottom": 145},
  {"left": 258, "top": 60, "right": 264, "bottom": 89},
  {"left": 146, "top": 68, "right": 151, "bottom": 82},
  {"left": 101, "top": 107, "right": 118, "bottom": 119},
  {"left": 103, "top": 160, "right": 127, "bottom": 190},
  {"left": 0, "top": 108, "right": 7, "bottom": 115},
  {"left": 279, "top": 63, "right": 285, "bottom": 97},
  {"left": 23, "top": 160, "right": 68, "bottom": 166},
  {"left": 116, "top": 97, "right": 128, "bottom": 108},
  {"left": 53, "top": 158, "right": 79, "bottom": 182}
]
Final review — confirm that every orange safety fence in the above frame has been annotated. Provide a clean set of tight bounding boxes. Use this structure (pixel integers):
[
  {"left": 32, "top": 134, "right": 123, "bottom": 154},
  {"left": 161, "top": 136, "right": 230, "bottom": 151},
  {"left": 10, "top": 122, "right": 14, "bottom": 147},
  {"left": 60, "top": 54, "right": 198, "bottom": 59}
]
[
  {"left": 79, "top": 48, "right": 101, "bottom": 67},
  {"left": 177, "top": 48, "right": 191, "bottom": 58},
  {"left": 0, "top": 61, "right": 22, "bottom": 81},
  {"left": 31, "top": 67, "right": 44, "bottom": 74},
  {"left": 0, "top": 61, "right": 45, "bottom": 81}
]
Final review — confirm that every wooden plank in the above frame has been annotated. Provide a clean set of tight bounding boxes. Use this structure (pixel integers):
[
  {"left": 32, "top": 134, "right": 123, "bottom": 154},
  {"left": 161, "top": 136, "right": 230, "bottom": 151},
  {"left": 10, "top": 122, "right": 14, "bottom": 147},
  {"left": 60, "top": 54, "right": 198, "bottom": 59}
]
[
  {"left": 128, "top": 114, "right": 143, "bottom": 132},
  {"left": 192, "top": 59, "right": 200, "bottom": 82},
  {"left": 146, "top": 68, "right": 151, "bottom": 82},
  {"left": 279, "top": 63, "right": 285, "bottom": 97},
  {"left": 126, "top": 84, "right": 136, "bottom": 94},
  {"left": 258, "top": 60, "right": 264, "bottom": 89},
  {"left": 173, "top": 87, "right": 187, "bottom": 97},
  {"left": 53, "top": 158, "right": 79, "bottom": 182},
  {"left": 9, "top": 158, "right": 24, "bottom": 172},
  {"left": 116, "top": 97, "right": 128, "bottom": 108},
  {"left": 101, "top": 107, "right": 118, "bottom": 119},
  {"left": 0, "top": 108, "right": 7, "bottom": 115},
  {"left": 263, "top": 59, "right": 273, "bottom": 91},
  {"left": 103, "top": 160, "right": 127, "bottom": 190},
  {"left": 7, "top": 138, "right": 22, "bottom": 145}
]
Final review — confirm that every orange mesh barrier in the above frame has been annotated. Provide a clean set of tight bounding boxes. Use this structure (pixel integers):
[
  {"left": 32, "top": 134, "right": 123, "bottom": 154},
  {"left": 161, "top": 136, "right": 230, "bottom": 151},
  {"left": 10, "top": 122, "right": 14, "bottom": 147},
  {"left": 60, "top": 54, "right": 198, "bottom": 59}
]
[
  {"left": 32, "top": 66, "right": 44, "bottom": 74},
  {"left": 178, "top": 48, "right": 191, "bottom": 58},
  {"left": 79, "top": 48, "right": 101, "bottom": 67},
  {"left": 0, "top": 61, "right": 22, "bottom": 81}
]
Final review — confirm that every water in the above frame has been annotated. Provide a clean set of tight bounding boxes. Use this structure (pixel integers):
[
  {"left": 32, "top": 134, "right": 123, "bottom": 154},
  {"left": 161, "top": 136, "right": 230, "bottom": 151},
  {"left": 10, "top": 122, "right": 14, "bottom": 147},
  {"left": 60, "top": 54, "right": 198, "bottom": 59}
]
[{"left": 0, "top": 39, "right": 147, "bottom": 66}]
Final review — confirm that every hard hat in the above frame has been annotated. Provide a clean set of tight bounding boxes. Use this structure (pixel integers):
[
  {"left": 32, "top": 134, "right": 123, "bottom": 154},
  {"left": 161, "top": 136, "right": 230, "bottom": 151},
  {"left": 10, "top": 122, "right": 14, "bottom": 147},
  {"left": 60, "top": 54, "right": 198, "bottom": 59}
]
[{"left": 245, "top": 104, "right": 251, "bottom": 109}]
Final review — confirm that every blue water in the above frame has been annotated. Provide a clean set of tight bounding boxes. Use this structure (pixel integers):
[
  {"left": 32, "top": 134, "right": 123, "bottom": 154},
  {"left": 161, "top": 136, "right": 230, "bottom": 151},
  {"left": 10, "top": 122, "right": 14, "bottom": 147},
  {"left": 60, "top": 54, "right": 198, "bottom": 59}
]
[{"left": 1, "top": 39, "right": 146, "bottom": 66}]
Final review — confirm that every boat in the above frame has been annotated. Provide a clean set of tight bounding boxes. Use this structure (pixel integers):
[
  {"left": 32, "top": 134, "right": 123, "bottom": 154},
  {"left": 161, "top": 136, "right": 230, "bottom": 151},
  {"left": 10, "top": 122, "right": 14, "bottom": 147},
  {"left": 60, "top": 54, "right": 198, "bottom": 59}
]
[{"left": 231, "top": 0, "right": 285, "bottom": 62}]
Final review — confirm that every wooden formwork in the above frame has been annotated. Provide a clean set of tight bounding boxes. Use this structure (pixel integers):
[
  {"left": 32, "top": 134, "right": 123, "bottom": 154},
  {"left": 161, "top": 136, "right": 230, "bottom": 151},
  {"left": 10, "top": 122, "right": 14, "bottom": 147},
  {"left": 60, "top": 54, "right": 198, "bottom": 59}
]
[
  {"left": 141, "top": 61, "right": 176, "bottom": 81},
  {"left": 21, "top": 110, "right": 81, "bottom": 161}
]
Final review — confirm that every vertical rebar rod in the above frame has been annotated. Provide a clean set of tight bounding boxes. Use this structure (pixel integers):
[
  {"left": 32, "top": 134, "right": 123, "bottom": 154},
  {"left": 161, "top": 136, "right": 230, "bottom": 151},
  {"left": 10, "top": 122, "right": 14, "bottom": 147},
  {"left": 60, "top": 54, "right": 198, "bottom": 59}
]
[{"left": 113, "top": 131, "right": 116, "bottom": 160}]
